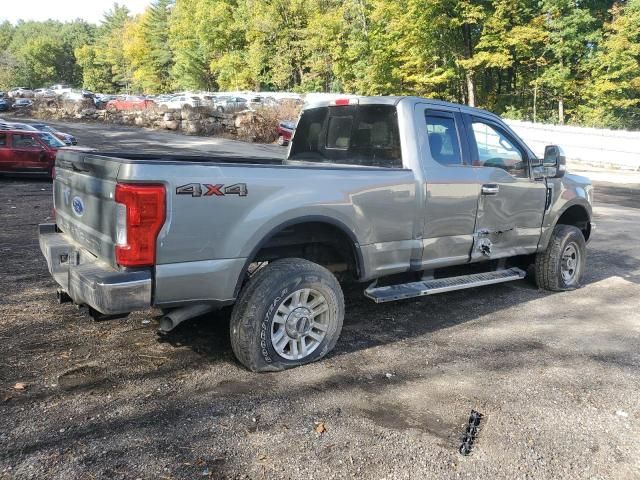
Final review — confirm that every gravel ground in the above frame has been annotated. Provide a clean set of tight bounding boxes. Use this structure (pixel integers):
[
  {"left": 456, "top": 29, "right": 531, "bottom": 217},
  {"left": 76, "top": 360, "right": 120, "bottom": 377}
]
[{"left": 1, "top": 122, "right": 639, "bottom": 479}]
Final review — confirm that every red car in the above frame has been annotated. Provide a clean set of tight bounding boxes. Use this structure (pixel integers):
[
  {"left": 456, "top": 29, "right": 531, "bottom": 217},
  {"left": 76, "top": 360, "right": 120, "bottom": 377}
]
[
  {"left": 105, "top": 95, "right": 154, "bottom": 112},
  {"left": 276, "top": 120, "right": 296, "bottom": 146},
  {"left": 0, "top": 130, "right": 66, "bottom": 178}
]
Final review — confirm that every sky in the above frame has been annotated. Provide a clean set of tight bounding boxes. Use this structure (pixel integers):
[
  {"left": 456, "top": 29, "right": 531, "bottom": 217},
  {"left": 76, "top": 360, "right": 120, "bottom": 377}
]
[{"left": 0, "top": 0, "right": 151, "bottom": 24}]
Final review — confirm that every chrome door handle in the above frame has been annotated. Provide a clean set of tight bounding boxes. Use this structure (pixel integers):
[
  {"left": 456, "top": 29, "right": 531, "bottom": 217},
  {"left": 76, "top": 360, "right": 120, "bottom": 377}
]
[{"left": 481, "top": 184, "right": 499, "bottom": 195}]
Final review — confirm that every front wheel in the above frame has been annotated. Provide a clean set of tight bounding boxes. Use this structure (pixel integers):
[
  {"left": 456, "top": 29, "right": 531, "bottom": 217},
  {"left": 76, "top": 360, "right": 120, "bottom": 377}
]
[
  {"left": 230, "top": 258, "right": 344, "bottom": 372},
  {"left": 535, "top": 225, "right": 586, "bottom": 291}
]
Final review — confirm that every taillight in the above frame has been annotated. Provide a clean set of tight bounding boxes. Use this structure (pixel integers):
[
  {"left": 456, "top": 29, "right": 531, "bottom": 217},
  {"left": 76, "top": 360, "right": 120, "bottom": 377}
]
[{"left": 115, "top": 183, "right": 165, "bottom": 267}]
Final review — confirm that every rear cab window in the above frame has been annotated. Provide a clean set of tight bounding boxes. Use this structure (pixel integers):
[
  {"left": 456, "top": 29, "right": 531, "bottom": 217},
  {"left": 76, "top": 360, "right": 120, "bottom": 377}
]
[{"left": 289, "top": 104, "right": 403, "bottom": 168}]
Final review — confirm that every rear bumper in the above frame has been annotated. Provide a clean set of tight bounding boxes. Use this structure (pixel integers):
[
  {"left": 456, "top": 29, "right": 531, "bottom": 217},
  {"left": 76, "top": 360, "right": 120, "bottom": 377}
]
[{"left": 38, "top": 223, "right": 152, "bottom": 315}]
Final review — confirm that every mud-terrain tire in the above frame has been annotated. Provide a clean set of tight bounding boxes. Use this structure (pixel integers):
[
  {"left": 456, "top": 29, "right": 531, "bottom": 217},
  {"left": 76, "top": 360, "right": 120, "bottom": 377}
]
[
  {"left": 230, "top": 258, "right": 344, "bottom": 372},
  {"left": 535, "top": 225, "right": 586, "bottom": 291}
]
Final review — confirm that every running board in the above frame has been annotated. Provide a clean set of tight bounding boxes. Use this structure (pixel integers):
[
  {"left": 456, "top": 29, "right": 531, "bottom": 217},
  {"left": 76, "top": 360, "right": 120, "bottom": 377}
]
[{"left": 364, "top": 267, "right": 527, "bottom": 303}]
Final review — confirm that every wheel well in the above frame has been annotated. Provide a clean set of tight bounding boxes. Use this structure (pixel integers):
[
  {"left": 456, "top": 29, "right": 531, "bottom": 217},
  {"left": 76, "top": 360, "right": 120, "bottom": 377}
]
[
  {"left": 250, "top": 221, "right": 360, "bottom": 280},
  {"left": 557, "top": 205, "right": 591, "bottom": 241}
]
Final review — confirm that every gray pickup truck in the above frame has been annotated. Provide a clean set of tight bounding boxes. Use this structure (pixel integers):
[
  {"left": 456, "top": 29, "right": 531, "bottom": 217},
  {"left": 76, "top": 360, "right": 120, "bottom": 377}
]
[{"left": 39, "top": 96, "right": 593, "bottom": 372}]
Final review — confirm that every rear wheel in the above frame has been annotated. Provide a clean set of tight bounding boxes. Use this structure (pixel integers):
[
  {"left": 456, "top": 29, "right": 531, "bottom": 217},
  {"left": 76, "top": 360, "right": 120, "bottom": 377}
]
[
  {"left": 535, "top": 225, "right": 586, "bottom": 291},
  {"left": 230, "top": 258, "right": 344, "bottom": 372}
]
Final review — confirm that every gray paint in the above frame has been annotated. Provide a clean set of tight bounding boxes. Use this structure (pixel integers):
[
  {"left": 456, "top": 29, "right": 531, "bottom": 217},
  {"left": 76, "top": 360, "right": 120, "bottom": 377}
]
[{"left": 47, "top": 96, "right": 592, "bottom": 310}]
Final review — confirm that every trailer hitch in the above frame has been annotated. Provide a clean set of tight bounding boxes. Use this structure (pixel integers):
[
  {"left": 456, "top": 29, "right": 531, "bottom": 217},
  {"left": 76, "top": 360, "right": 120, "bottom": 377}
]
[{"left": 459, "top": 410, "right": 483, "bottom": 456}]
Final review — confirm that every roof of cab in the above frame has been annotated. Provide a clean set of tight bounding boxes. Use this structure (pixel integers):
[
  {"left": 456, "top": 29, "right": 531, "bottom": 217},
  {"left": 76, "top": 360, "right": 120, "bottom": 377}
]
[{"left": 303, "top": 95, "right": 501, "bottom": 122}]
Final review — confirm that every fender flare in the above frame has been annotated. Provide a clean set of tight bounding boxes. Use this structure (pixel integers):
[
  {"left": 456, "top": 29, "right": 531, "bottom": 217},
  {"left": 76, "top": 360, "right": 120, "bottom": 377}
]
[
  {"left": 540, "top": 200, "right": 592, "bottom": 250},
  {"left": 232, "top": 215, "right": 365, "bottom": 298}
]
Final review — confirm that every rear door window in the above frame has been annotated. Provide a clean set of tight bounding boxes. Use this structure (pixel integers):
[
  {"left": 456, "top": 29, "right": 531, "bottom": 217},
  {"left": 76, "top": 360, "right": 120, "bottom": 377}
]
[
  {"left": 290, "top": 104, "right": 402, "bottom": 168},
  {"left": 0, "top": 133, "right": 7, "bottom": 147}
]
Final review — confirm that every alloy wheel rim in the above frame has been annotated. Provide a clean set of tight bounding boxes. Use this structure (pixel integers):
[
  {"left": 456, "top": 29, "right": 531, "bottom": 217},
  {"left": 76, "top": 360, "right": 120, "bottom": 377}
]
[{"left": 271, "top": 288, "right": 330, "bottom": 361}]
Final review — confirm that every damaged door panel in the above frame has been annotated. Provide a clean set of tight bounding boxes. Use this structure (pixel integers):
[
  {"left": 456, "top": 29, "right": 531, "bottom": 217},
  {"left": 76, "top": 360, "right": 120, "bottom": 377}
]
[{"left": 464, "top": 115, "right": 547, "bottom": 261}]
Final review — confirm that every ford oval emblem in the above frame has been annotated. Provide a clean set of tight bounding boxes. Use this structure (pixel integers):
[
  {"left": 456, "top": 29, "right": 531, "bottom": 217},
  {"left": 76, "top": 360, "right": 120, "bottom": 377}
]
[{"left": 72, "top": 196, "right": 85, "bottom": 217}]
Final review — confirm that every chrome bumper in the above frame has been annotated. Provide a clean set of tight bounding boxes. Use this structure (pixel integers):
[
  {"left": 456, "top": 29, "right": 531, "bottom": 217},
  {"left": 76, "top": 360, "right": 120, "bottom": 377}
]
[{"left": 38, "top": 223, "right": 152, "bottom": 315}]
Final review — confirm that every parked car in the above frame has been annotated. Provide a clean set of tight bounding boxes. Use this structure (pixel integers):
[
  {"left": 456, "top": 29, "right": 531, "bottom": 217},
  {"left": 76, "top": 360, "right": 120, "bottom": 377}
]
[
  {"left": 214, "top": 96, "right": 248, "bottom": 113},
  {"left": 61, "top": 90, "right": 94, "bottom": 103},
  {"left": 105, "top": 95, "right": 154, "bottom": 111},
  {"left": 93, "top": 94, "right": 116, "bottom": 109},
  {"left": 32, "top": 124, "right": 77, "bottom": 145},
  {"left": 0, "top": 99, "right": 10, "bottom": 112},
  {"left": 276, "top": 120, "right": 296, "bottom": 146},
  {"left": 39, "top": 96, "right": 593, "bottom": 372},
  {"left": 34, "top": 88, "right": 56, "bottom": 99},
  {"left": 159, "top": 95, "right": 202, "bottom": 109},
  {"left": 13, "top": 98, "right": 34, "bottom": 109},
  {"left": 8, "top": 87, "right": 34, "bottom": 98},
  {"left": 0, "top": 129, "right": 66, "bottom": 178},
  {"left": 50, "top": 84, "right": 72, "bottom": 94},
  {"left": 194, "top": 94, "right": 216, "bottom": 108}
]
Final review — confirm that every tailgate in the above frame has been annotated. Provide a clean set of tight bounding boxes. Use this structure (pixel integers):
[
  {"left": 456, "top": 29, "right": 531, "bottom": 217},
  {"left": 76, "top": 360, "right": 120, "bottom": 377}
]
[{"left": 53, "top": 150, "right": 122, "bottom": 266}]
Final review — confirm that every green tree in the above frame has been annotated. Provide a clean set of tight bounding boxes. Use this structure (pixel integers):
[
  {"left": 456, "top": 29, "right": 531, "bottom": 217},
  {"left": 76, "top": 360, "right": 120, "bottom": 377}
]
[
  {"left": 581, "top": 0, "right": 640, "bottom": 128},
  {"left": 78, "top": 4, "right": 132, "bottom": 92}
]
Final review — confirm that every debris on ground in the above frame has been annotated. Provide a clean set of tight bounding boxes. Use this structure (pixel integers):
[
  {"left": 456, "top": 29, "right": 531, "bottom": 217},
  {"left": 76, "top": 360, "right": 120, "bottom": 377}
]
[
  {"left": 459, "top": 410, "right": 483, "bottom": 456},
  {"left": 314, "top": 421, "right": 327, "bottom": 435}
]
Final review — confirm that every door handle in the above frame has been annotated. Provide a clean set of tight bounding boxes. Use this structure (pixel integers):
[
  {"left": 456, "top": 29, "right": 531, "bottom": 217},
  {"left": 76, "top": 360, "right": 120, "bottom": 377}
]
[{"left": 481, "top": 184, "right": 499, "bottom": 195}]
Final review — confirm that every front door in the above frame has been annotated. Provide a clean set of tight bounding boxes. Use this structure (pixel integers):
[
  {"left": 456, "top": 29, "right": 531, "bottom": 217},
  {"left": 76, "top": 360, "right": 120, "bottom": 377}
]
[
  {"left": 415, "top": 104, "right": 481, "bottom": 270},
  {"left": 463, "top": 115, "right": 547, "bottom": 261},
  {"left": 11, "top": 133, "right": 45, "bottom": 173}
]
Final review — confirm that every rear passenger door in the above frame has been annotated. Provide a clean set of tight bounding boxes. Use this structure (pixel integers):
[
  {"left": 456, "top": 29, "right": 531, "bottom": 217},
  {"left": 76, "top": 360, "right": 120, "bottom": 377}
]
[
  {"left": 463, "top": 114, "right": 547, "bottom": 260},
  {"left": 415, "top": 104, "right": 481, "bottom": 269}
]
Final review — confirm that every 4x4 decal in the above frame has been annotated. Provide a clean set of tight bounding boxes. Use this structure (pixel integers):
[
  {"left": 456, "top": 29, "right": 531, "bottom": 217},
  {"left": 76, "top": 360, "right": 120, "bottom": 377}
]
[{"left": 176, "top": 183, "right": 248, "bottom": 197}]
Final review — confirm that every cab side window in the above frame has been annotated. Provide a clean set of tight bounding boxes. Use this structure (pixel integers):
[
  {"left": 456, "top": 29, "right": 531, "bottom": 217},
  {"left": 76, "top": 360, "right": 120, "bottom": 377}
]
[
  {"left": 469, "top": 120, "right": 526, "bottom": 177},
  {"left": 425, "top": 114, "right": 463, "bottom": 166},
  {"left": 13, "top": 134, "right": 39, "bottom": 148}
]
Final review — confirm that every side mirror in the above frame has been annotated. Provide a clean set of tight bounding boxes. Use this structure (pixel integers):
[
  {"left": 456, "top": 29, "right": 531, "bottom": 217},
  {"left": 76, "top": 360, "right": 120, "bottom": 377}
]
[{"left": 543, "top": 145, "right": 566, "bottom": 178}]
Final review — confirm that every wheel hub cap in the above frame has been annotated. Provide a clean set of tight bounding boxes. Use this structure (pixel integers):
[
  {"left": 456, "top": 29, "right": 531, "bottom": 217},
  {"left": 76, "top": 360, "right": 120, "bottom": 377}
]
[
  {"left": 285, "top": 307, "right": 313, "bottom": 339},
  {"left": 561, "top": 242, "right": 580, "bottom": 283}
]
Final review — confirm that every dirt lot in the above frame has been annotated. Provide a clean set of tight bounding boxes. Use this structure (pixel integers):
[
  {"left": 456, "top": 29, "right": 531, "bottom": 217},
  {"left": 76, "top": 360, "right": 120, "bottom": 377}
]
[{"left": 1, "top": 122, "right": 640, "bottom": 479}]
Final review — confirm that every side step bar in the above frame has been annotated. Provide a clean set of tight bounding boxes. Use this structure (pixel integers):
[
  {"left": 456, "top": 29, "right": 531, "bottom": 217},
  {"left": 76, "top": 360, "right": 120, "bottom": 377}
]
[{"left": 364, "top": 267, "right": 527, "bottom": 304}]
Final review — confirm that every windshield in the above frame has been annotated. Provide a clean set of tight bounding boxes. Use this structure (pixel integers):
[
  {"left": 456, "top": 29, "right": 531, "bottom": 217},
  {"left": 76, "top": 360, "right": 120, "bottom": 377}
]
[
  {"left": 38, "top": 132, "right": 66, "bottom": 148},
  {"left": 289, "top": 105, "right": 402, "bottom": 168}
]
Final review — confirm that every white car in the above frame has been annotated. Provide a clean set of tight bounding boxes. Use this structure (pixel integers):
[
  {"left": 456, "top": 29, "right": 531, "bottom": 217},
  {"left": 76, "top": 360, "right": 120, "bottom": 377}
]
[
  {"left": 61, "top": 90, "right": 89, "bottom": 102},
  {"left": 160, "top": 95, "right": 202, "bottom": 109},
  {"left": 50, "top": 84, "right": 72, "bottom": 94},
  {"left": 34, "top": 88, "right": 56, "bottom": 99},
  {"left": 8, "top": 87, "right": 34, "bottom": 98}
]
